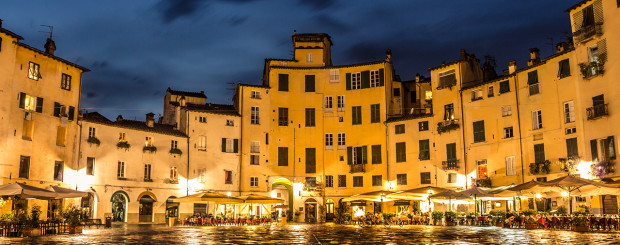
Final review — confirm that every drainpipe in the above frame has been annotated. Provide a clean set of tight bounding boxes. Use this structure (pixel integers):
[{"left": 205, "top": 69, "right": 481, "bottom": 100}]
[
  {"left": 238, "top": 88, "right": 243, "bottom": 196},
  {"left": 513, "top": 73, "right": 526, "bottom": 184},
  {"left": 186, "top": 108, "right": 190, "bottom": 196},
  {"left": 458, "top": 65, "right": 468, "bottom": 189}
]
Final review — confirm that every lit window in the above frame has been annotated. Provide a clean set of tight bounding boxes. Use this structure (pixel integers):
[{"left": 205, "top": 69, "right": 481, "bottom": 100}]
[
  {"left": 306, "top": 53, "right": 313, "bottom": 63},
  {"left": 145, "top": 137, "right": 153, "bottom": 147},
  {"left": 61, "top": 74, "right": 71, "bottom": 91},
  {"left": 170, "top": 167, "right": 178, "bottom": 182},
  {"left": 251, "top": 91, "right": 261, "bottom": 99},
  {"left": 119, "top": 133, "right": 126, "bottom": 142},
  {"left": 226, "top": 119, "right": 234, "bottom": 126},
  {"left": 28, "top": 62, "right": 40, "bottom": 80}
]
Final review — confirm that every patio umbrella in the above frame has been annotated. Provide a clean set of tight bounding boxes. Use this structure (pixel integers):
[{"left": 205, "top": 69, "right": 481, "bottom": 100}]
[
  {"left": 0, "top": 182, "right": 57, "bottom": 199},
  {"left": 430, "top": 190, "right": 466, "bottom": 211},
  {"left": 238, "top": 194, "right": 284, "bottom": 204},
  {"left": 45, "top": 186, "right": 89, "bottom": 198},
  {"left": 457, "top": 187, "right": 493, "bottom": 214},
  {"left": 398, "top": 186, "right": 451, "bottom": 195},
  {"left": 273, "top": 204, "right": 288, "bottom": 209},
  {"left": 173, "top": 192, "right": 244, "bottom": 204},
  {"left": 542, "top": 175, "right": 620, "bottom": 213},
  {"left": 341, "top": 190, "right": 397, "bottom": 202}
]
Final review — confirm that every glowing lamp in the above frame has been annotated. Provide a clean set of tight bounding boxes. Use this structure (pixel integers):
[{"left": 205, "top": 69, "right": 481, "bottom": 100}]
[
  {"left": 535, "top": 193, "right": 542, "bottom": 199},
  {"left": 561, "top": 192, "right": 569, "bottom": 197}
]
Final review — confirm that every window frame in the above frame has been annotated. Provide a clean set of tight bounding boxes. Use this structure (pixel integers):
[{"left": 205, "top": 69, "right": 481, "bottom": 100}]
[
  {"left": 117, "top": 161, "right": 126, "bottom": 179},
  {"left": 251, "top": 106, "right": 260, "bottom": 125},
  {"left": 61, "top": 73, "right": 71, "bottom": 91}
]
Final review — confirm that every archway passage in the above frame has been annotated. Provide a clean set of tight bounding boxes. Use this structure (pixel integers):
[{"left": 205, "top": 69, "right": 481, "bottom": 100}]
[
  {"left": 139, "top": 195, "right": 156, "bottom": 222},
  {"left": 305, "top": 198, "right": 317, "bottom": 223},
  {"left": 166, "top": 196, "right": 179, "bottom": 218},
  {"left": 272, "top": 178, "right": 293, "bottom": 221},
  {"left": 81, "top": 193, "right": 95, "bottom": 219},
  {"left": 111, "top": 191, "right": 129, "bottom": 222}
]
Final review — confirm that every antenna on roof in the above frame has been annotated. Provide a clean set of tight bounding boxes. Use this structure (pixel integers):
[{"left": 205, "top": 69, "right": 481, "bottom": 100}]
[
  {"left": 39, "top": 25, "right": 54, "bottom": 39},
  {"left": 545, "top": 37, "right": 555, "bottom": 54}
]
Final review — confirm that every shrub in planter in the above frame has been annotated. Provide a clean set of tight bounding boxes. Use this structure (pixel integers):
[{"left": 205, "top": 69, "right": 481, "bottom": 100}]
[
  {"left": 62, "top": 206, "right": 83, "bottom": 234},
  {"left": 24, "top": 205, "right": 42, "bottom": 236},
  {"left": 556, "top": 206, "right": 567, "bottom": 215},
  {"left": 116, "top": 141, "right": 131, "bottom": 150},
  {"left": 494, "top": 210, "right": 506, "bottom": 227},
  {"left": 444, "top": 211, "right": 457, "bottom": 226},
  {"left": 432, "top": 211, "right": 444, "bottom": 225},
  {"left": 169, "top": 148, "right": 183, "bottom": 155},
  {"left": 571, "top": 208, "right": 589, "bottom": 232},
  {"left": 87, "top": 137, "right": 101, "bottom": 146},
  {"left": 143, "top": 145, "right": 157, "bottom": 153}
]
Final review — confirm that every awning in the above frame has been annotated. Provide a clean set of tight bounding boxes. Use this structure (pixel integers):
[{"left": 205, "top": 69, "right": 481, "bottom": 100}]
[
  {"left": 350, "top": 201, "right": 367, "bottom": 207},
  {"left": 0, "top": 182, "right": 57, "bottom": 199},
  {"left": 173, "top": 192, "right": 244, "bottom": 204},
  {"left": 140, "top": 195, "right": 156, "bottom": 203},
  {"left": 45, "top": 185, "right": 88, "bottom": 198},
  {"left": 393, "top": 200, "right": 410, "bottom": 206},
  {"left": 238, "top": 194, "right": 284, "bottom": 204}
]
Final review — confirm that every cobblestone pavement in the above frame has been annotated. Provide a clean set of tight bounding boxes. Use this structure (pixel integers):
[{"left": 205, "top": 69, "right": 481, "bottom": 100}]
[{"left": 3, "top": 223, "right": 620, "bottom": 244}]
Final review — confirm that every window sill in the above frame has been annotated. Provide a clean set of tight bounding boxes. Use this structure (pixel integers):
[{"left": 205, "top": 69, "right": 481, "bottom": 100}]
[
  {"left": 197, "top": 149, "right": 206, "bottom": 152},
  {"left": 56, "top": 144, "right": 65, "bottom": 147},
  {"left": 325, "top": 147, "right": 333, "bottom": 151},
  {"left": 22, "top": 138, "right": 32, "bottom": 141},
  {"left": 225, "top": 182, "right": 233, "bottom": 185},
  {"left": 117, "top": 177, "right": 127, "bottom": 181},
  {"left": 144, "top": 179, "right": 153, "bottom": 182}
]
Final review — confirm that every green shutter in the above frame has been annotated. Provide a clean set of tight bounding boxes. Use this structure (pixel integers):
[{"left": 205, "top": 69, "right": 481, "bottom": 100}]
[
  {"left": 53, "top": 102, "right": 61, "bottom": 117},
  {"left": 361, "top": 70, "right": 370, "bottom": 89},
  {"left": 68, "top": 106, "right": 75, "bottom": 121},
  {"left": 346, "top": 73, "right": 351, "bottom": 90},
  {"left": 347, "top": 147, "right": 353, "bottom": 165},
  {"left": 222, "top": 138, "right": 226, "bottom": 152},
  {"left": 379, "top": 68, "right": 384, "bottom": 86},
  {"left": 362, "top": 146, "right": 367, "bottom": 164},
  {"left": 35, "top": 97, "right": 43, "bottom": 113},
  {"left": 234, "top": 139, "right": 239, "bottom": 153},
  {"left": 609, "top": 136, "right": 616, "bottom": 160},
  {"left": 527, "top": 70, "right": 538, "bottom": 85},
  {"left": 19, "top": 92, "right": 26, "bottom": 109},
  {"left": 590, "top": 140, "right": 598, "bottom": 162}
]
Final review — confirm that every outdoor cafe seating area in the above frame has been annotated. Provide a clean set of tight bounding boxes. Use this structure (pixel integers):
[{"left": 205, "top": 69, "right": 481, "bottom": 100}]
[{"left": 181, "top": 215, "right": 274, "bottom": 226}]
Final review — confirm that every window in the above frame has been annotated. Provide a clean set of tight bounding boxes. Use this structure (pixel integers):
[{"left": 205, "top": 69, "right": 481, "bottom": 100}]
[
  {"left": 337, "top": 133, "right": 346, "bottom": 150},
  {"left": 225, "top": 170, "right": 233, "bottom": 184},
  {"left": 169, "top": 167, "right": 178, "bottom": 182},
  {"left": 86, "top": 157, "right": 95, "bottom": 176},
  {"left": 251, "top": 107, "right": 260, "bottom": 125},
  {"left": 397, "top": 174, "right": 408, "bottom": 185},
  {"left": 19, "top": 156, "right": 30, "bottom": 179},
  {"left": 446, "top": 143, "right": 457, "bottom": 162},
  {"left": 353, "top": 176, "right": 363, "bottom": 187},
  {"left": 306, "top": 53, "right": 313, "bottom": 63},
  {"left": 0, "top": 37, "right": 2, "bottom": 52},
  {"left": 119, "top": 133, "right": 126, "bottom": 142},
  {"left": 338, "top": 175, "right": 346, "bottom": 187},
  {"left": 56, "top": 126, "right": 66, "bottom": 146},
  {"left": 278, "top": 147, "right": 288, "bottom": 166},
  {"left": 197, "top": 136, "right": 206, "bottom": 151},
  {"left": 502, "top": 106, "right": 512, "bottom": 117},
  {"left": 348, "top": 146, "right": 367, "bottom": 165},
  {"left": 444, "top": 104, "right": 454, "bottom": 121},
  {"left": 352, "top": 106, "right": 362, "bottom": 125},
  {"left": 54, "top": 161, "right": 64, "bottom": 181},
  {"left": 278, "top": 108, "right": 288, "bottom": 126},
  {"left": 171, "top": 140, "right": 178, "bottom": 149},
  {"left": 28, "top": 62, "right": 40, "bottom": 80},
  {"left": 564, "top": 101, "right": 575, "bottom": 123},
  {"left": 337, "top": 95, "right": 345, "bottom": 112},
  {"left": 250, "top": 155, "right": 260, "bottom": 165},
  {"left": 504, "top": 127, "right": 514, "bottom": 138},
  {"left": 351, "top": 72, "right": 361, "bottom": 90},
  {"left": 278, "top": 74, "right": 289, "bottom": 92},
  {"left": 371, "top": 145, "right": 381, "bottom": 164},
  {"left": 53, "top": 102, "right": 74, "bottom": 119},
  {"left": 117, "top": 161, "right": 126, "bottom": 179},
  {"left": 221, "top": 138, "right": 238, "bottom": 153},
  {"left": 532, "top": 110, "right": 543, "bottom": 130},
  {"left": 251, "top": 90, "right": 261, "bottom": 99},
  {"left": 558, "top": 59, "right": 571, "bottom": 78},
  {"left": 329, "top": 69, "right": 339, "bottom": 83},
  {"left": 471, "top": 89, "right": 482, "bottom": 101},
  {"left": 325, "top": 175, "right": 334, "bottom": 187},
  {"left": 438, "top": 69, "right": 456, "bottom": 89},
  {"left": 145, "top": 136, "right": 153, "bottom": 147},
  {"left": 499, "top": 80, "right": 510, "bottom": 94},
  {"left": 198, "top": 116, "right": 206, "bottom": 123},
  {"left": 419, "top": 121, "right": 429, "bottom": 131},
  {"left": 197, "top": 169, "right": 206, "bottom": 183},
  {"left": 591, "top": 139, "right": 599, "bottom": 162},
  {"left": 477, "top": 160, "right": 488, "bottom": 179},
  {"left": 144, "top": 164, "right": 152, "bottom": 181},
  {"left": 396, "top": 142, "right": 406, "bottom": 162},
  {"left": 420, "top": 172, "right": 431, "bottom": 184},
  {"left": 22, "top": 119, "right": 34, "bottom": 140},
  {"left": 419, "top": 140, "right": 430, "bottom": 160},
  {"left": 250, "top": 177, "right": 258, "bottom": 187},
  {"left": 61, "top": 74, "right": 71, "bottom": 91},
  {"left": 566, "top": 127, "right": 577, "bottom": 135},
  {"left": 306, "top": 177, "right": 317, "bottom": 188},
  {"left": 88, "top": 127, "right": 96, "bottom": 138},
  {"left": 19, "top": 93, "right": 43, "bottom": 112},
  {"left": 506, "top": 156, "right": 516, "bottom": 176},
  {"left": 305, "top": 108, "right": 315, "bottom": 127},
  {"left": 226, "top": 120, "right": 234, "bottom": 126},
  {"left": 250, "top": 141, "right": 260, "bottom": 153},
  {"left": 372, "top": 175, "right": 382, "bottom": 186},
  {"left": 324, "top": 96, "right": 333, "bottom": 112},
  {"left": 566, "top": 138, "right": 579, "bottom": 158},
  {"left": 534, "top": 144, "right": 545, "bottom": 163},
  {"left": 265, "top": 133, "right": 269, "bottom": 145},
  {"left": 325, "top": 133, "right": 333, "bottom": 150},
  {"left": 305, "top": 148, "right": 316, "bottom": 173},
  {"left": 395, "top": 124, "right": 405, "bottom": 134},
  {"left": 591, "top": 94, "right": 606, "bottom": 119},
  {"left": 370, "top": 104, "right": 380, "bottom": 123},
  {"left": 305, "top": 75, "right": 315, "bottom": 92},
  {"left": 393, "top": 88, "right": 401, "bottom": 97},
  {"left": 370, "top": 70, "right": 380, "bottom": 87},
  {"left": 447, "top": 173, "right": 456, "bottom": 183},
  {"left": 473, "top": 120, "right": 485, "bottom": 143},
  {"left": 528, "top": 70, "right": 540, "bottom": 95},
  {"left": 487, "top": 86, "right": 494, "bottom": 97}
]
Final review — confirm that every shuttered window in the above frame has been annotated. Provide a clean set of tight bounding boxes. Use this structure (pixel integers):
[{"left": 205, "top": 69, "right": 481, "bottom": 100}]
[
  {"left": 420, "top": 172, "right": 431, "bottom": 185},
  {"left": 305, "top": 75, "right": 315, "bottom": 92},
  {"left": 353, "top": 176, "right": 363, "bottom": 187},
  {"left": 338, "top": 175, "right": 346, "bottom": 187},
  {"left": 566, "top": 138, "right": 579, "bottom": 158},
  {"left": 372, "top": 175, "right": 382, "bottom": 186},
  {"left": 558, "top": 59, "right": 571, "bottom": 78},
  {"left": 446, "top": 143, "right": 457, "bottom": 162},
  {"left": 371, "top": 145, "right": 381, "bottom": 164},
  {"left": 221, "top": 138, "right": 238, "bottom": 153},
  {"left": 473, "top": 120, "right": 485, "bottom": 143},
  {"left": 278, "top": 147, "right": 288, "bottom": 166},
  {"left": 278, "top": 74, "right": 289, "bottom": 92},
  {"left": 347, "top": 146, "right": 367, "bottom": 165},
  {"left": 564, "top": 101, "right": 575, "bottom": 123},
  {"left": 591, "top": 139, "right": 599, "bottom": 162},
  {"left": 305, "top": 148, "right": 316, "bottom": 173},
  {"left": 532, "top": 110, "right": 543, "bottom": 130},
  {"left": 370, "top": 104, "right": 380, "bottom": 123},
  {"left": 305, "top": 108, "right": 315, "bottom": 127},
  {"left": 534, "top": 144, "right": 545, "bottom": 163},
  {"left": 499, "top": 80, "right": 510, "bottom": 94},
  {"left": 506, "top": 156, "right": 516, "bottom": 176},
  {"left": 397, "top": 174, "right": 408, "bottom": 185},
  {"left": 395, "top": 124, "right": 405, "bottom": 134},
  {"left": 396, "top": 142, "right": 406, "bottom": 162},
  {"left": 352, "top": 106, "right": 362, "bottom": 125},
  {"left": 278, "top": 108, "right": 288, "bottom": 126},
  {"left": 419, "top": 140, "right": 430, "bottom": 160},
  {"left": 419, "top": 121, "right": 429, "bottom": 131}
]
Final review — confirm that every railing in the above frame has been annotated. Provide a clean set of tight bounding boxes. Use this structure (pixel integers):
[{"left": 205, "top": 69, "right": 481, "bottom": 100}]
[
  {"left": 442, "top": 160, "right": 460, "bottom": 170},
  {"left": 586, "top": 104, "right": 608, "bottom": 120},
  {"left": 349, "top": 164, "right": 365, "bottom": 173},
  {"left": 529, "top": 83, "right": 540, "bottom": 96},
  {"left": 471, "top": 96, "right": 482, "bottom": 102},
  {"left": 475, "top": 178, "right": 492, "bottom": 188},
  {"left": 573, "top": 23, "right": 603, "bottom": 43},
  {"left": 437, "top": 119, "right": 459, "bottom": 134},
  {"left": 580, "top": 62, "right": 605, "bottom": 79},
  {"left": 278, "top": 120, "right": 288, "bottom": 126}
]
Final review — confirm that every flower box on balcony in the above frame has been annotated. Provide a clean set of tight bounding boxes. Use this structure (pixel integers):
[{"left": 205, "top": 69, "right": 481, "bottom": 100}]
[
  {"left": 143, "top": 145, "right": 157, "bottom": 153},
  {"left": 87, "top": 137, "right": 101, "bottom": 146},
  {"left": 116, "top": 141, "right": 131, "bottom": 150},
  {"left": 169, "top": 148, "right": 183, "bottom": 155},
  {"left": 437, "top": 120, "right": 459, "bottom": 134},
  {"left": 529, "top": 160, "right": 551, "bottom": 175},
  {"left": 442, "top": 160, "right": 459, "bottom": 170}
]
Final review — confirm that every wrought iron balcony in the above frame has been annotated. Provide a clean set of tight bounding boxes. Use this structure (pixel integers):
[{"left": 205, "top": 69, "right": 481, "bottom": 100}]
[
  {"left": 580, "top": 61, "right": 605, "bottom": 79},
  {"left": 587, "top": 104, "right": 608, "bottom": 120},
  {"left": 437, "top": 119, "right": 459, "bottom": 134},
  {"left": 442, "top": 160, "right": 459, "bottom": 170},
  {"left": 573, "top": 23, "right": 603, "bottom": 43},
  {"left": 349, "top": 163, "right": 365, "bottom": 173}
]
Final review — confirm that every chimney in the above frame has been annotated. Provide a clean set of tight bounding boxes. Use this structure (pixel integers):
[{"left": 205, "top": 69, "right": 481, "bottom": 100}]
[
  {"left": 116, "top": 115, "right": 123, "bottom": 122},
  {"left": 508, "top": 60, "right": 517, "bottom": 74},
  {"left": 556, "top": 42, "right": 568, "bottom": 53},
  {"left": 460, "top": 49, "right": 468, "bottom": 60},
  {"left": 527, "top": 48, "right": 540, "bottom": 66},
  {"left": 179, "top": 96, "right": 186, "bottom": 107},
  {"left": 44, "top": 38, "right": 56, "bottom": 55},
  {"left": 146, "top": 112, "right": 155, "bottom": 127},
  {"left": 415, "top": 73, "right": 421, "bottom": 83},
  {"left": 386, "top": 49, "right": 392, "bottom": 62}
]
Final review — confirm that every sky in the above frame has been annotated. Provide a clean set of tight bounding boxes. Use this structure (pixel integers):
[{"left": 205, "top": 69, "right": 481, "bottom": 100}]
[{"left": 1, "top": 0, "right": 574, "bottom": 120}]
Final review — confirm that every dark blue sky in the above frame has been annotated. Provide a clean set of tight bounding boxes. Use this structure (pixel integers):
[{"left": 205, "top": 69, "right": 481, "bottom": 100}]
[{"left": 1, "top": 0, "right": 573, "bottom": 120}]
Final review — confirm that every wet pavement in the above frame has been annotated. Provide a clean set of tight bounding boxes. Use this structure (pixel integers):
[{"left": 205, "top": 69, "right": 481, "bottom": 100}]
[{"left": 3, "top": 223, "right": 620, "bottom": 244}]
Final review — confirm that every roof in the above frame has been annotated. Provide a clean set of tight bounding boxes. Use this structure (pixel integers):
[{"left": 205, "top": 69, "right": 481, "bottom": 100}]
[
  {"left": 565, "top": 0, "right": 592, "bottom": 12},
  {"left": 239, "top": 83, "right": 269, "bottom": 89},
  {"left": 166, "top": 87, "right": 207, "bottom": 98},
  {"left": 460, "top": 74, "right": 515, "bottom": 91},
  {"left": 185, "top": 103, "right": 240, "bottom": 117},
  {"left": 428, "top": 60, "right": 461, "bottom": 72},
  {"left": 0, "top": 27, "right": 24, "bottom": 40},
  {"left": 514, "top": 47, "right": 575, "bottom": 73},
  {"left": 16, "top": 42, "right": 90, "bottom": 72},
  {"left": 386, "top": 114, "right": 433, "bottom": 123},
  {"left": 293, "top": 33, "right": 333, "bottom": 45},
  {"left": 82, "top": 112, "right": 187, "bottom": 137},
  {"left": 269, "top": 60, "right": 386, "bottom": 70}
]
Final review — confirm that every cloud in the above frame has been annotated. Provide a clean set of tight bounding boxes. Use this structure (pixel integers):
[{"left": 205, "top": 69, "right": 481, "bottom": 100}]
[{"left": 155, "top": 0, "right": 208, "bottom": 23}]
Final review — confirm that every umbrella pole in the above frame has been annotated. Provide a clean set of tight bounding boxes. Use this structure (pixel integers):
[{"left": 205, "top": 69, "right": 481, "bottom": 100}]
[{"left": 474, "top": 195, "right": 477, "bottom": 215}]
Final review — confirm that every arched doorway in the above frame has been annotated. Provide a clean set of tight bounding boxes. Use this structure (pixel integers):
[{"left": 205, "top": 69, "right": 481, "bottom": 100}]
[
  {"left": 304, "top": 198, "right": 317, "bottom": 223},
  {"left": 139, "top": 194, "right": 156, "bottom": 222},
  {"left": 166, "top": 196, "right": 179, "bottom": 219},
  {"left": 272, "top": 178, "right": 293, "bottom": 221},
  {"left": 110, "top": 191, "right": 129, "bottom": 222},
  {"left": 325, "top": 199, "right": 335, "bottom": 222},
  {"left": 81, "top": 193, "right": 95, "bottom": 218}
]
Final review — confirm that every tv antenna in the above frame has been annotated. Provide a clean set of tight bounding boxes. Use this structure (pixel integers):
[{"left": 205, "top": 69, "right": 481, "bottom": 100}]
[
  {"left": 545, "top": 37, "right": 555, "bottom": 53},
  {"left": 39, "top": 25, "right": 54, "bottom": 39}
]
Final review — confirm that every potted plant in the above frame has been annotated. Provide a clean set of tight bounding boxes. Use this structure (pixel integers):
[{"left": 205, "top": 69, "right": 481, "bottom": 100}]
[
  {"left": 169, "top": 148, "right": 183, "bottom": 155},
  {"left": 116, "top": 141, "right": 131, "bottom": 150},
  {"left": 383, "top": 212, "right": 396, "bottom": 224},
  {"left": 24, "top": 205, "right": 42, "bottom": 237},
  {"left": 87, "top": 136, "right": 101, "bottom": 146},
  {"left": 444, "top": 211, "right": 457, "bottom": 226},
  {"left": 571, "top": 208, "right": 589, "bottom": 232},
  {"left": 494, "top": 210, "right": 507, "bottom": 227},
  {"left": 556, "top": 206, "right": 567, "bottom": 216},
  {"left": 63, "top": 206, "right": 83, "bottom": 234},
  {"left": 431, "top": 211, "right": 444, "bottom": 226},
  {"left": 522, "top": 209, "right": 538, "bottom": 230}
]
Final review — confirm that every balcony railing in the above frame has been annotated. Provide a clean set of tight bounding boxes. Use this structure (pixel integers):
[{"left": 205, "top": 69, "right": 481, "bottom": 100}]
[
  {"left": 573, "top": 23, "right": 603, "bottom": 43},
  {"left": 529, "top": 83, "right": 540, "bottom": 96},
  {"left": 579, "top": 61, "right": 605, "bottom": 79},
  {"left": 437, "top": 119, "right": 459, "bottom": 134},
  {"left": 442, "top": 160, "right": 459, "bottom": 170},
  {"left": 349, "top": 163, "right": 365, "bottom": 173},
  {"left": 587, "top": 104, "right": 608, "bottom": 120}
]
